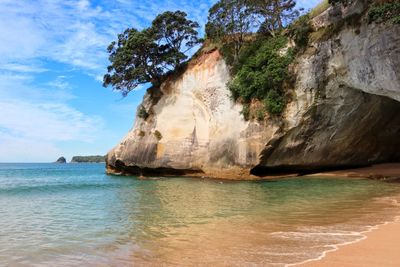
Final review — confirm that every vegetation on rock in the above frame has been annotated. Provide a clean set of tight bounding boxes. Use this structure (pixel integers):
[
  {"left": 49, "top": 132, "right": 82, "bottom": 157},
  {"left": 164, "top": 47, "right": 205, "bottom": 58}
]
[
  {"left": 154, "top": 130, "right": 163, "bottom": 140},
  {"left": 228, "top": 36, "right": 294, "bottom": 115},
  {"left": 206, "top": 0, "right": 304, "bottom": 118},
  {"left": 138, "top": 105, "right": 149, "bottom": 120},
  {"left": 104, "top": 0, "right": 383, "bottom": 121},
  {"left": 368, "top": 1, "right": 400, "bottom": 24},
  {"left": 251, "top": 0, "right": 299, "bottom": 37},
  {"left": 206, "top": 0, "right": 255, "bottom": 61},
  {"left": 309, "top": 0, "right": 329, "bottom": 19},
  {"left": 71, "top": 156, "right": 106, "bottom": 163},
  {"left": 328, "top": 0, "right": 353, "bottom": 6},
  {"left": 103, "top": 11, "right": 201, "bottom": 96}
]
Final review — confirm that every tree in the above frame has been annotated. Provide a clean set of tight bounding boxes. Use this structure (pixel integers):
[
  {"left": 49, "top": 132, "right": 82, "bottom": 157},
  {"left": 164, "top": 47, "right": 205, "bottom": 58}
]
[
  {"left": 103, "top": 11, "right": 200, "bottom": 96},
  {"left": 250, "top": 0, "right": 299, "bottom": 37},
  {"left": 152, "top": 11, "right": 200, "bottom": 68},
  {"left": 206, "top": 0, "right": 256, "bottom": 60},
  {"left": 103, "top": 28, "right": 163, "bottom": 96}
]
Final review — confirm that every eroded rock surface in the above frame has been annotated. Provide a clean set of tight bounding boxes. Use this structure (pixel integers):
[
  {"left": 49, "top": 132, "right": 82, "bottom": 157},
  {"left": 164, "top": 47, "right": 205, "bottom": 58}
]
[
  {"left": 107, "top": 18, "right": 400, "bottom": 179},
  {"left": 107, "top": 51, "right": 276, "bottom": 179}
]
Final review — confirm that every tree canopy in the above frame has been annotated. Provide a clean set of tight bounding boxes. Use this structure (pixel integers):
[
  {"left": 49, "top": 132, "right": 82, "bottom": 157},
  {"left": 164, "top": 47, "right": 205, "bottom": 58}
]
[
  {"left": 205, "top": 0, "right": 300, "bottom": 60},
  {"left": 103, "top": 11, "right": 200, "bottom": 96},
  {"left": 206, "top": 0, "right": 256, "bottom": 60},
  {"left": 251, "top": 0, "right": 299, "bottom": 36}
]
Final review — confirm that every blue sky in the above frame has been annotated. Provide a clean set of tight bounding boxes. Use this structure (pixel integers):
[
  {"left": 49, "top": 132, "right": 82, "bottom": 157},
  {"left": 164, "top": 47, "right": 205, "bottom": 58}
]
[{"left": 0, "top": 0, "right": 320, "bottom": 162}]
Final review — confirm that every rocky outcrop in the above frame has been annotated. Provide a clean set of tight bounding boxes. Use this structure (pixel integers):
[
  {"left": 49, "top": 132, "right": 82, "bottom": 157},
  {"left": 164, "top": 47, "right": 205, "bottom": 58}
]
[
  {"left": 107, "top": 51, "right": 274, "bottom": 179},
  {"left": 55, "top": 157, "right": 66, "bottom": 164},
  {"left": 254, "top": 17, "right": 400, "bottom": 174},
  {"left": 106, "top": 12, "right": 400, "bottom": 179}
]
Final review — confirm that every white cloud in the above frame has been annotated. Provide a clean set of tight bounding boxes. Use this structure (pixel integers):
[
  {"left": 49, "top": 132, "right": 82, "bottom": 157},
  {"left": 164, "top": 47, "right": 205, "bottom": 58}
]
[
  {"left": 0, "top": 71, "right": 103, "bottom": 162},
  {"left": 0, "top": 0, "right": 218, "bottom": 74},
  {"left": 0, "top": 100, "right": 102, "bottom": 142},
  {"left": 0, "top": 63, "right": 48, "bottom": 73},
  {"left": 0, "top": 0, "right": 321, "bottom": 163},
  {"left": 46, "top": 76, "right": 71, "bottom": 90}
]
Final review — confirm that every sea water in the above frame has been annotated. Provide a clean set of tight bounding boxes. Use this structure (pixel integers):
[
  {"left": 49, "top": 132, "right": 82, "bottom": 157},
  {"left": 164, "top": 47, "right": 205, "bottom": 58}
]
[{"left": 1, "top": 163, "right": 400, "bottom": 266}]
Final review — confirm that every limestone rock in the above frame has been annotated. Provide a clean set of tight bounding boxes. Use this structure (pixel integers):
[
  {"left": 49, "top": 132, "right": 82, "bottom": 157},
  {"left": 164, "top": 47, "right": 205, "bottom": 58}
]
[{"left": 106, "top": 16, "right": 400, "bottom": 178}]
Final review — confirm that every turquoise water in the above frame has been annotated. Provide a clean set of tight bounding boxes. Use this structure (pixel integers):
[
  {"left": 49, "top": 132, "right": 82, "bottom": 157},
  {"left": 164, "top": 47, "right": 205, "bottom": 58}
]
[{"left": 1, "top": 163, "right": 400, "bottom": 266}]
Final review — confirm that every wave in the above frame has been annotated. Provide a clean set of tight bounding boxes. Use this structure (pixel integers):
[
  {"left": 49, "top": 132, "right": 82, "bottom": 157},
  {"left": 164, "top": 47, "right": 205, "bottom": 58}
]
[{"left": 282, "top": 195, "right": 400, "bottom": 266}]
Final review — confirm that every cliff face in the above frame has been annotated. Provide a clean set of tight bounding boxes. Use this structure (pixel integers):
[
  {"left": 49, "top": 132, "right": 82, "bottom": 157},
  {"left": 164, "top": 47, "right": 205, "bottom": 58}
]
[
  {"left": 106, "top": 11, "right": 400, "bottom": 179},
  {"left": 107, "top": 51, "right": 277, "bottom": 178},
  {"left": 255, "top": 19, "right": 400, "bottom": 174}
]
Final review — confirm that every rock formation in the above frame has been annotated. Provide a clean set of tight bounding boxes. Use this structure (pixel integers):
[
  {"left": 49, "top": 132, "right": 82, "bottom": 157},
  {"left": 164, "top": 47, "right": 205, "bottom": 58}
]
[
  {"left": 55, "top": 157, "right": 67, "bottom": 164},
  {"left": 106, "top": 4, "right": 400, "bottom": 179}
]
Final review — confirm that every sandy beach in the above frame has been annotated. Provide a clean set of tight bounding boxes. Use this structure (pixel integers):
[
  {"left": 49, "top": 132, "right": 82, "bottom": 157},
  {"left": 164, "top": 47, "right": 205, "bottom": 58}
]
[
  {"left": 299, "top": 219, "right": 400, "bottom": 267},
  {"left": 311, "top": 163, "right": 400, "bottom": 180},
  {"left": 298, "top": 164, "right": 400, "bottom": 266}
]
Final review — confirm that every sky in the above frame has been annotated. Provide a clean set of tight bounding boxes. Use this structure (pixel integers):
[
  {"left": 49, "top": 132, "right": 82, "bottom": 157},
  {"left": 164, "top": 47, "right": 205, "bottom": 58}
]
[{"left": 0, "top": 0, "right": 320, "bottom": 162}]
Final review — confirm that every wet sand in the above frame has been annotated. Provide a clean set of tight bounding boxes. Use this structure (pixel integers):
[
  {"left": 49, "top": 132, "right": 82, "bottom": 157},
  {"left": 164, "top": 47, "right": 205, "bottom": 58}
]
[
  {"left": 299, "top": 220, "right": 400, "bottom": 267},
  {"left": 311, "top": 163, "right": 400, "bottom": 180}
]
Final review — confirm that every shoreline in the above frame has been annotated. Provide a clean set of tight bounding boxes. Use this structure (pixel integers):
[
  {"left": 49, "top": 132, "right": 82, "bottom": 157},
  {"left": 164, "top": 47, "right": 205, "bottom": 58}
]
[
  {"left": 106, "top": 163, "right": 400, "bottom": 181},
  {"left": 310, "top": 163, "right": 400, "bottom": 180},
  {"left": 296, "top": 214, "right": 400, "bottom": 267}
]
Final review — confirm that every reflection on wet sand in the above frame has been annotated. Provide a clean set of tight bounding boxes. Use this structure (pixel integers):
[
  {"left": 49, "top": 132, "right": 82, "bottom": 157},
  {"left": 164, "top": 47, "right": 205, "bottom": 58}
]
[{"left": 109, "top": 178, "right": 400, "bottom": 266}]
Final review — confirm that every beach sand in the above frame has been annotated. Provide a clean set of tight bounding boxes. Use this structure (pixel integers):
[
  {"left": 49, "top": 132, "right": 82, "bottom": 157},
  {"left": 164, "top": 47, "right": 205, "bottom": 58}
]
[
  {"left": 311, "top": 163, "right": 400, "bottom": 180},
  {"left": 298, "top": 163, "right": 400, "bottom": 266},
  {"left": 299, "top": 220, "right": 400, "bottom": 267}
]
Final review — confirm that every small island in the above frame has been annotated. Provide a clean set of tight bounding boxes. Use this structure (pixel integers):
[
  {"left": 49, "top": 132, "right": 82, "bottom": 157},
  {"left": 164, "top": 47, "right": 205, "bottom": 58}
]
[
  {"left": 70, "top": 155, "right": 106, "bottom": 163},
  {"left": 55, "top": 157, "right": 66, "bottom": 164}
]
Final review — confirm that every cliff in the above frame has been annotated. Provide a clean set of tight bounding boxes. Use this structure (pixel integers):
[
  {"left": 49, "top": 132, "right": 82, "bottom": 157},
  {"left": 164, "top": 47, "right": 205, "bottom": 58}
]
[{"left": 106, "top": 2, "right": 400, "bottom": 179}]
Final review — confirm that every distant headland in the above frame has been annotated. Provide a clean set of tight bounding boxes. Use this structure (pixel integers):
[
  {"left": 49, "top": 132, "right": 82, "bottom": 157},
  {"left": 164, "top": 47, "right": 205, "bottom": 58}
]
[{"left": 70, "top": 155, "right": 106, "bottom": 163}]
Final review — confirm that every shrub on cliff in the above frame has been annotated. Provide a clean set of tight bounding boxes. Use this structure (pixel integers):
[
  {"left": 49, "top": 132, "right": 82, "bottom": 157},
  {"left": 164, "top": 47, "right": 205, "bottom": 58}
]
[
  {"left": 138, "top": 105, "right": 149, "bottom": 120},
  {"left": 228, "top": 36, "right": 294, "bottom": 116},
  {"left": 288, "top": 14, "right": 312, "bottom": 48},
  {"left": 103, "top": 11, "right": 201, "bottom": 96},
  {"left": 368, "top": 2, "right": 400, "bottom": 24}
]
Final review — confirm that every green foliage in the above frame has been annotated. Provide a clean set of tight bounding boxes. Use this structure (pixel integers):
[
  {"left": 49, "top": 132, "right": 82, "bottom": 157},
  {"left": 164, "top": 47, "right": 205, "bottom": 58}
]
[
  {"left": 328, "top": 0, "right": 353, "bottom": 6},
  {"left": 229, "top": 36, "right": 293, "bottom": 100},
  {"left": 71, "top": 156, "right": 106, "bottom": 163},
  {"left": 288, "top": 14, "right": 312, "bottom": 48},
  {"left": 103, "top": 11, "right": 200, "bottom": 96},
  {"left": 138, "top": 105, "right": 149, "bottom": 120},
  {"left": 152, "top": 11, "right": 200, "bottom": 68},
  {"left": 264, "top": 89, "right": 285, "bottom": 114},
  {"left": 251, "top": 0, "right": 299, "bottom": 37},
  {"left": 309, "top": 0, "right": 329, "bottom": 19},
  {"left": 368, "top": 2, "right": 400, "bottom": 24},
  {"left": 240, "top": 103, "right": 251, "bottom": 121},
  {"left": 206, "top": 0, "right": 255, "bottom": 60},
  {"left": 256, "top": 107, "right": 265, "bottom": 121},
  {"left": 154, "top": 130, "right": 163, "bottom": 140},
  {"left": 228, "top": 36, "right": 293, "bottom": 118}
]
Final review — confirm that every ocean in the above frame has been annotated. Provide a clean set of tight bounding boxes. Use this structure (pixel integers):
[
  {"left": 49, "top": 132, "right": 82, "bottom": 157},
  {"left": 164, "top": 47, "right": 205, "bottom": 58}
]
[{"left": 1, "top": 163, "right": 399, "bottom": 266}]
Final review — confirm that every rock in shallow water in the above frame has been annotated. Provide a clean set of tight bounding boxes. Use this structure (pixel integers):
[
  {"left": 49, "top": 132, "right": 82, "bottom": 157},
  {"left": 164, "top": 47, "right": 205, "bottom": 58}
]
[{"left": 55, "top": 157, "right": 66, "bottom": 164}]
